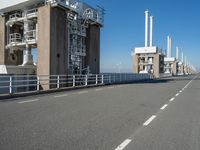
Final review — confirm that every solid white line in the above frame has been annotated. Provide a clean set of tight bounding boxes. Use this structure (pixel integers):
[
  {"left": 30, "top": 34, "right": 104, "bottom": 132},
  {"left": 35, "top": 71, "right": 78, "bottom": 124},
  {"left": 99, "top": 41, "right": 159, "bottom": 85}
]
[
  {"left": 115, "top": 139, "right": 132, "bottom": 150},
  {"left": 160, "top": 104, "right": 168, "bottom": 110},
  {"left": 95, "top": 88, "right": 103, "bottom": 91},
  {"left": 78, "top": 91, "right": 88, "bottom": 94},
  {"left": 54, "top": 94, "right": 68, "bottom": 98},
  {"left": 175, "top": 93, "right": 179, "bottom": 96},
  {"left": 170, "top": 97, "right": 175, "bottom": 102},
  {"left": 18, "top": 99, "right": 39, "bottom": 104},
  {"left": 143, "top": 115, "right": 156, "bottom": 126}
]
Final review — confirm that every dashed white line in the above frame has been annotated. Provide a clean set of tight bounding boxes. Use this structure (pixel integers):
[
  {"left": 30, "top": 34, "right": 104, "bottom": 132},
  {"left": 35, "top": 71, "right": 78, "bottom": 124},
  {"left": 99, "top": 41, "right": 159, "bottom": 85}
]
[
  {"left": 143, "top": 115, "right": 156, "bottom": 126},
  {"left": 179, "top": 90, "right": 182, "bottom": 93},
  {"left": 95, "top": 88, "right": 103, "bottom": 91},
  {"left": 170, "top": 97, "right": 175, "bottom": 102},
  {"left": 78, "top": 91, "right": 88, "bottom": 94},
  {"left": 160, "top": 104, "right": 168, "bottom": 110},
  {"left": 54, "top": 94, "right": 68, "bottom": 98},
  {"left": 18, "top": 99, "right": 39, "bottom": 104},
  {"left": 115, "top": 139, "right": 132, "bottom": 150},
  {"left": 175, "top": 93, "right": 179, "bottom": 97}
]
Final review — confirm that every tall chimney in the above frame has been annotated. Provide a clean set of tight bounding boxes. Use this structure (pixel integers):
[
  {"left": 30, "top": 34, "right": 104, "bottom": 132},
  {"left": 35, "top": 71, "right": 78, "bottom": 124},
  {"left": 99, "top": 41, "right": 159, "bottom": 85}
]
[
  {"left": 145, "top": 10, "right": 149, "bottom": 47},
  {"left": 185, "top": 56, "right": 187, "bottom": 66},
  {"left": 150, "top": 16, "right": 154, "bottom": 47},
  {"left": 169, "top": 37, "right": 172, "bottom": 57},
  {"left": 182, "top": 52, "right": 184, "bottom": 63},
  {"left": 167, "top": 36, "right": 170, "bottom": 58},
  {"left": 176, "top": 47, "right": 179, "bottom": 60}
]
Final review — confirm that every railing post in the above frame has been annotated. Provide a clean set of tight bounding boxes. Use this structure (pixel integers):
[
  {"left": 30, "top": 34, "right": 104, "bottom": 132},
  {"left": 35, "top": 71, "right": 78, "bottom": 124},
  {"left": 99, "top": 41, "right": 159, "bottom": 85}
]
[
  {"left": 37, "top": 76, "right": 40, "bottom": 91},
  {"left": 85, "top": 75, "right": 88, "bottom": 86},
  {"left": 57, "top": 75, "right": 60, "bottom": 89},
  {"left": 101, "top": 74, "right": 104, "bottom": 84},
  {"left": 9, "top": 76, "right": 13, "bottom": 94},
  {"left": 96, "top": 75, "right": 98, "bottom": 85},
  {"left": 109, "top": 75, "right": 111, "bottom": 84},
  {"left": 72, "top": 75, "right": 75, "bottom": 87}
]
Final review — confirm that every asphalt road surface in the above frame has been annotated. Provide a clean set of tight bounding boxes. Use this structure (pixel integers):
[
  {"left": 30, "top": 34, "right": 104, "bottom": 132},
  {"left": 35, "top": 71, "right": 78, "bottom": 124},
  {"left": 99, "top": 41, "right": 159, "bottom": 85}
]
[{"left": 0, "top": 75, "right": 199, "bottom": 150}]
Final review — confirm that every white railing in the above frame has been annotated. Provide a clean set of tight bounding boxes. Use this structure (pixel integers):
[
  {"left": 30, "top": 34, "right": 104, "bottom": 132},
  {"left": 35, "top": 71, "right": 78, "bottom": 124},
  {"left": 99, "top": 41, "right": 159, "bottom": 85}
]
[
  {"left": 9, "top": 12, "right": 22, "bottom": 20},
  {"left": 9, "top": 33, "right": 22, "bottom": 44},
  {"left": 0, "top": 73, "right": 152, "bottom": 95},
  {"left": 26, "top": 30, "right": 37, "bottom": 41},
  {"left": 25, "top": 8, "right": 38, "bottom": 17},
  {"left": 47, "top": 0, "right": 104, "bottom": 26}
]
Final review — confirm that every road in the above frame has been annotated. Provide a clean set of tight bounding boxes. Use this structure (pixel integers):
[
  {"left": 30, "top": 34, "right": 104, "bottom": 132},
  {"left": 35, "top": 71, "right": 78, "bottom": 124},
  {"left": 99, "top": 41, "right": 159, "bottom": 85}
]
[{"left": 0, "top": 75, "right": 199, "bottom": 150}]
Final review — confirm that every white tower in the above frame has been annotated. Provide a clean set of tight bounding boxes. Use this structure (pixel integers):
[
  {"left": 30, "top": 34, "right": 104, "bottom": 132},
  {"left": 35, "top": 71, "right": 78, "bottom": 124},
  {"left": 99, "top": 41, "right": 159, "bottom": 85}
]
[
  {"left": 150, "top": 16, "right": 154, "bottom": 47},
  {"left": 167, "top": 36, "right": 172, "bottom": 58},
  {"left": 145, "top": 10, "right": 149, "bottom": 47},
  {"left": 176, "top": 47, "right": 179, "bottom": 60}
]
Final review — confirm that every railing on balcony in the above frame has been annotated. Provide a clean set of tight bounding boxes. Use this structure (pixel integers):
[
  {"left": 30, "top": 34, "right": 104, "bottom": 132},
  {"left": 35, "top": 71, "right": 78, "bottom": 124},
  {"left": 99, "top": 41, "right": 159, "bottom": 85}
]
[
  {"left": 25, "top": 8, "right": 38, "bottom": 18},
  {"left": 9, "top": 33, "right": 22, "bottom": 44},
  {"left": 9, "top": 12, "right": 22, "bottom": 20},
  {"left": 46, "top": 0, "right": 104, "bottom": 26},
  {"left": 26, "top": 30, "right": 37, "bottom": 41}
]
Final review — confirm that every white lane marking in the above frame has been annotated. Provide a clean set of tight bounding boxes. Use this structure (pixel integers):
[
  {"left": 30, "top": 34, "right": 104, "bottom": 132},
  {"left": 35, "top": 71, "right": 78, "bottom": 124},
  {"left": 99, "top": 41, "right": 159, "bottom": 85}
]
[
  {"left": 160, "top": 104, "right": 168, "bottom": 110},
  {"left": 95, "top": 88, "right": 103, "bottom": 91},
  {"left": 170, "top": 97, "right": 175, "bottom": 102},
  {"left": 115, "top": 139, "right": 132, "bottom": 150},
  {"left": 54, "top": 94, "right": 68, "bottom": 98},
  {"left": 78, "top": 91, "right": 88, "bottom": 94},
  {"left": 179, "top": 90, "right": 182, "bottom": 93},
  {"left": 175, "top": 93, "right": 179, "bottom": 97},
  {"left": 108, "top": 86, "right": 114, "bottom": 89},
  {"left": 143, "top": 115, "right": 156, "bottom": 126},
  {"left": 18, "top": 99, "right": 39, "bottom": 104}
]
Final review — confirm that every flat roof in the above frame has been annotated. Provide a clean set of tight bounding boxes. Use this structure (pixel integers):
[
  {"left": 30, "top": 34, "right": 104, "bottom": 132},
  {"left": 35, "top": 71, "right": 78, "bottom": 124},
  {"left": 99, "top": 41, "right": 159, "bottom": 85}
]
[
  {"left": 0, "top": 0, "right": 44, "bottom": 13},
  {"left": 135, "top": 46, "right": 158, "bottom": 54},
  {"left": 164, "top": 57, "right": 176, "bottom": 62}
]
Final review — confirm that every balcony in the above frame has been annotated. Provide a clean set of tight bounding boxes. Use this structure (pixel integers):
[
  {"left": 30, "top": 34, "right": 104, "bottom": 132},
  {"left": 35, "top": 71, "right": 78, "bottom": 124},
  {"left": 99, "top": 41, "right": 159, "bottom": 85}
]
[
  {"left": 9, "top": 33, "right": 22, "bottom": 44},
  {"left": 7, "top": 30, "right": 37, "bottom": 48},
  {"left": 9, "top": 12, "right": 22, "bottom": 20},
  {"left": 7, "top": 9, "right": 37, "bottom": 26},
  {"left": 26, "top": 30, "right": 37, "bottom": 42}
]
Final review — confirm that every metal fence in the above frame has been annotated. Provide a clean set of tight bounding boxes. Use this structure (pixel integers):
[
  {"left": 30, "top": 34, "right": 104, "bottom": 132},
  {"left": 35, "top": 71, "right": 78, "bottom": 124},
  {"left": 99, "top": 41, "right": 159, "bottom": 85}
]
[{"left": 0, "top": 73, "right": 152, "bottom": 95}]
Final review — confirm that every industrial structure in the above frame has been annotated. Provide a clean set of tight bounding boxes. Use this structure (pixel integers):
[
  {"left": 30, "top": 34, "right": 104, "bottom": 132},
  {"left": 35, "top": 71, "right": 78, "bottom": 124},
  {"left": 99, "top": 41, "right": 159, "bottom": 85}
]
[
  {"left": 133, "top": 10, "right": 164, "bottom": 78},
  {"left": 133, "top": 10, "right": 197, "bottom": 77},
  {"left": 0, "top": 0, "right": 104, "bottom": 77},
  {"left": 164, "top": 36, "right": 177, "bottom": 75},
  {"left": 176, "top": 48, "right": 184, "bottom": 75}
]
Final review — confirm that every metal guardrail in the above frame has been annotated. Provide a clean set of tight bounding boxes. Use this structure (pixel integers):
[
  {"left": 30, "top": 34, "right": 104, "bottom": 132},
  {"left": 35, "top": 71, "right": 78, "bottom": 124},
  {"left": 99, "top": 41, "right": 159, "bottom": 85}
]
[{"left": 0, "top": 73, "right": 152, "bottom": 95}]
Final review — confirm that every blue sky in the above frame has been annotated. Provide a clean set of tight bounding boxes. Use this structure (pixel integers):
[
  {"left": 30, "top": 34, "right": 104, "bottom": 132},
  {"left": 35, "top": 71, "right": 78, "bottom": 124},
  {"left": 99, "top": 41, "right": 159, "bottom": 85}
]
[{"left": 83, "top": 0, "right": 200, "bottom": 72}]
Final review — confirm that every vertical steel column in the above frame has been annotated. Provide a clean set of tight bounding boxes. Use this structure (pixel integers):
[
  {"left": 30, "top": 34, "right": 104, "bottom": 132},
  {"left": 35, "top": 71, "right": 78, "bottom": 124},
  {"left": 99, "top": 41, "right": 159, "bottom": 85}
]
[
  {"left": 57, "top": 75, "right": 60, "bottom": 89},
  {"left": 37, "top": 76, "right": 40, "bottom": 91},
  {"left": 9, "top": 76, "right": 13, "bottom": 94},
  {"left": 96, "top": 75, "right": 98, "bottom": 85},
  {"left": 85, "top": 75, "right": 88, "bottom": 86},
  {"left": 101, "top": 75, "right": 104, "bottom": 84},
  {"left": 73, "top": 75, "right": 75, "bottom": 87}
]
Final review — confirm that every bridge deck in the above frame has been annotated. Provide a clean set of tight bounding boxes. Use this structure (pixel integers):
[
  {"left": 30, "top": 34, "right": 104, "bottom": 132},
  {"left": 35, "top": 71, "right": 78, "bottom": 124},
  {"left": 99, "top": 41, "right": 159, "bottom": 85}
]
[{"left": 0, "top": 75, "right": 199, "bottom": 150}]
